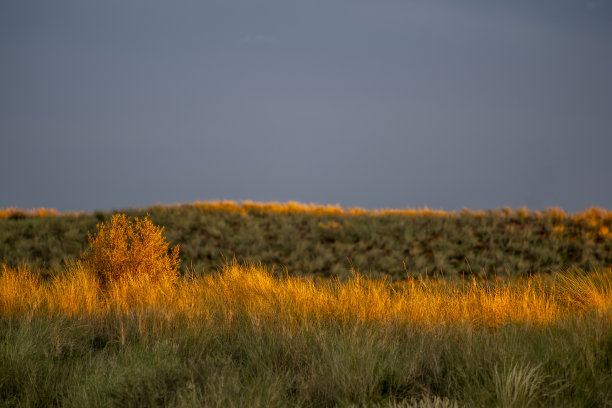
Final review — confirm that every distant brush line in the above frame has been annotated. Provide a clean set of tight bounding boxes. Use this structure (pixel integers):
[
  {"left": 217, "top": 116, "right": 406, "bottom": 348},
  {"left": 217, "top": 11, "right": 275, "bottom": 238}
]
[{"left": 3, "top": 201, "right": 610, "bottom": 220}]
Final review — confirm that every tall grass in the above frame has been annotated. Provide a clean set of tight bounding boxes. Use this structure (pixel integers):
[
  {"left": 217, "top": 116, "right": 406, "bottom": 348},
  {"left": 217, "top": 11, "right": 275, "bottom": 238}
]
[
  {"left": 3, "top": 262, "right": 611, "bottom": 326},
  {"left": 1, "top": 263, "right": 612, "bottom": 407}
]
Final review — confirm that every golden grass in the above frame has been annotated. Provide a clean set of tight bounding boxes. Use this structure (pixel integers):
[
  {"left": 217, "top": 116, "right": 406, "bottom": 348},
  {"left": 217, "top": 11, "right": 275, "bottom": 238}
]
[
  {"left": 156, "top": 201, "right": 612, "bottom": 222},
  {"left": 0, "top": 207, "right": 58, "bottom": 218},
  {"left": 3, "top": 201, "right": 611, "bottom": 221},
  {"left": 2, "top": 263, "right": 610, "bottom": 329}
]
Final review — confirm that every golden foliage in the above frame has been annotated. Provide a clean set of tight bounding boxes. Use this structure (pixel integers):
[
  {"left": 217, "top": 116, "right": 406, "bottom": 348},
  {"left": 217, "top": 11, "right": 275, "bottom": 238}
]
[
  {"left": 83, "top": 214, "right": 180, "bottom": 286},
  {"left": 1, "top": 202, "right": 611, "bottom": 223},
  {"left": 172, "top": 200, "right": 612, "bottom": 221},
  {"left": 0, "top": 207, "right": 58, "bottom": 218},
  {"left": 1, "top": 262, "right": 611, "bottom": 329},
  {"left": 0, "top": 265, "right": 42, "bottom": 316}
]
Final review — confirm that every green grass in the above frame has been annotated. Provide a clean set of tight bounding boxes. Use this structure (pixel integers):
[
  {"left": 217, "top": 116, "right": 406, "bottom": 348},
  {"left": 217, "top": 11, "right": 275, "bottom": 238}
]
[
  {"left": 2, "top": 311, "right": 611, "bottom": 407},
  {"left": 1, "top": 203, "right": 611, "bottom": 279}
]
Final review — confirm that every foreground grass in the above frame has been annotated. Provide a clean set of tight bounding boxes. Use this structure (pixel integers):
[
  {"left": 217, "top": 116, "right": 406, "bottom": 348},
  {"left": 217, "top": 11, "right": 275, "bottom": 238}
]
[{"left": 2, "top": 263, "right": 612, "bottom": 407}]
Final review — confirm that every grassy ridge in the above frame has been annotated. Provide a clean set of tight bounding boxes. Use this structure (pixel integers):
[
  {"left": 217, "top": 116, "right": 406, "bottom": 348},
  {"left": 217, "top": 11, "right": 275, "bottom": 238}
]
[
  {"left": 1, "top": 202, "right": 612, "bottom": 279},
  {"left": 2, "top": 263, "right": 612, "bottom": 407}
]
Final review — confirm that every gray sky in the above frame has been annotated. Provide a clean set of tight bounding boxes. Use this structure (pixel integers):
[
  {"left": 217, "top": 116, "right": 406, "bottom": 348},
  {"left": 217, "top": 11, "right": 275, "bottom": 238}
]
[{"left": 1, "top": 0, "right": 611, "bottom": 212}]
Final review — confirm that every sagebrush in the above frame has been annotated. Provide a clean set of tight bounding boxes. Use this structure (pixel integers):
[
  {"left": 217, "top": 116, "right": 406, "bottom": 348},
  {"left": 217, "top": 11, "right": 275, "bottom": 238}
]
[{"left": 84, "top": 214, "right": 180, "bottom": 286}]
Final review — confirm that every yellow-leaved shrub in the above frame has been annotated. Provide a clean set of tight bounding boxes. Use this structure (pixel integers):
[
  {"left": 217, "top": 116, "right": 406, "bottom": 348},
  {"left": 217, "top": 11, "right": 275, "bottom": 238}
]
[{"left": 84, "top": 214, "right": 180, "bottom": 286}]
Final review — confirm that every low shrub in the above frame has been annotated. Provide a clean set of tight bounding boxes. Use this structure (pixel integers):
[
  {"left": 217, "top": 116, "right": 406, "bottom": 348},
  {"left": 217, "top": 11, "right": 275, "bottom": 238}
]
[{"left": 84, "top": 214, "right": 180, "bottom": 286}]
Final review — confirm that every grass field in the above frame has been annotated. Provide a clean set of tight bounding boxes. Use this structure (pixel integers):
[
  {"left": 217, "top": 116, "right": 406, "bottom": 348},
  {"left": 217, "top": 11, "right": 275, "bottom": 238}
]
[
  {"left": 1, "top": 203, "right": 612, "bottom": 407},
  {"left": 1, "top": 201, "right": 611, "bottom": 279},
  {"left": 2, "top": 262, "right": 612, "bottom": 407}
]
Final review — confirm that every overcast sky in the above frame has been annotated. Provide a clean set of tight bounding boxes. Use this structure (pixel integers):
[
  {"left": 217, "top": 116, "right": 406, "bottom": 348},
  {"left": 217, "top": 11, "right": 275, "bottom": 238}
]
[{"left": 1, "top": 0, "right": 611, "bottom": 212}]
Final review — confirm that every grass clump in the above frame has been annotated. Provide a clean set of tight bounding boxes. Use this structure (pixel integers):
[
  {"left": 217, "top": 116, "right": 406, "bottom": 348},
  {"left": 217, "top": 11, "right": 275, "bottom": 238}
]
[{"left": 84, "top": 214, "right": 180, "bottom": 286}]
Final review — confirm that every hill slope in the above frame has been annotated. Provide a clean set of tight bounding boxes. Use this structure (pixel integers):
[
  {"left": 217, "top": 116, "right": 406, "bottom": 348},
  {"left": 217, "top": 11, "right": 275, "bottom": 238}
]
[{"left": 1, "top": 202, "right": 611, "bottom": 279}]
